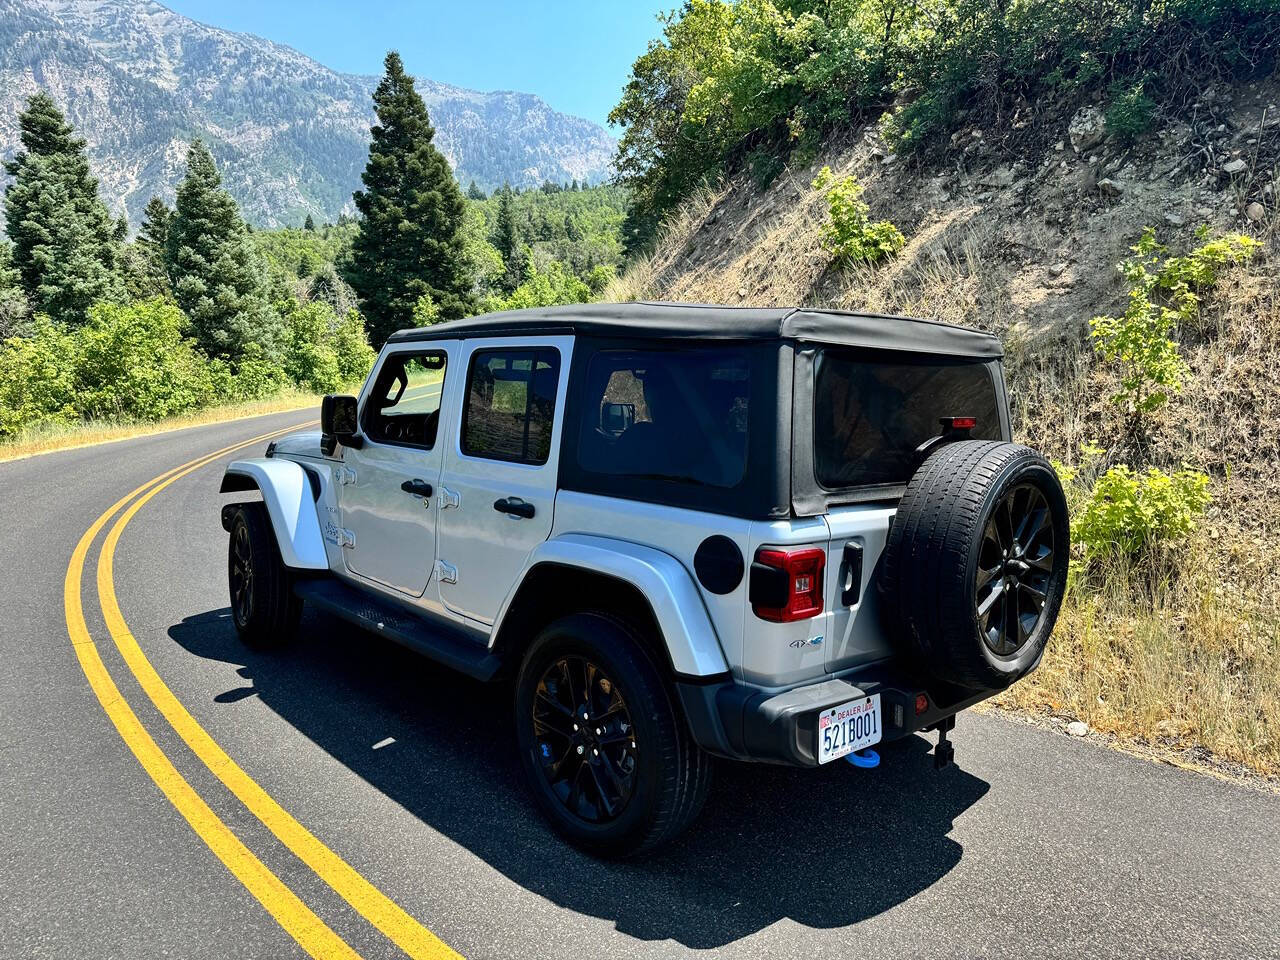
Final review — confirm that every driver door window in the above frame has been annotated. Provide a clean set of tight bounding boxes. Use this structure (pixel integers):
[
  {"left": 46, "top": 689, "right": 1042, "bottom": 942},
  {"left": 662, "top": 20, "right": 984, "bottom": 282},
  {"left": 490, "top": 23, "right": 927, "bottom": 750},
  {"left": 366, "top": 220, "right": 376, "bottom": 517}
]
[{"left": 363, "top": 351, "right": 447, "bottom": 448}]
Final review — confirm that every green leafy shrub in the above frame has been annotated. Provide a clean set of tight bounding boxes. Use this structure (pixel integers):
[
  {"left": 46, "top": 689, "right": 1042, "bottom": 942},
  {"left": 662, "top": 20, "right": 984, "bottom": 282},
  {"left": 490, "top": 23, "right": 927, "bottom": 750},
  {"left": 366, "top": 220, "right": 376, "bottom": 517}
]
[
  {"left": 76, "top": 300, "right": 220, "bottom": 420},
  {"left": 283, "top": 302, "right": 343, "bottom": 393},
  {"left": 0, "top": 314, "right": 79, "bottom": 438},
  {"left": 333, "top": 309, "right": 376, "bottom": 384},
  {"left": 500, "top": 261, "right": 591, "bottom": 310},
  {"left": 1072, "top": 465, "right": 1211, "bottom": 560},
  {"left": 1090, "top": 227, "right": 1258, "bottom": 416},
  {"left": 1105, "top": 79, "right": 1157, "bottom": 143},
  {"left": 812, "top": 167, "right": 905, "bottom": 266},
  {"left": 218, "top": 342, "right": 287, "bottom": 402}
]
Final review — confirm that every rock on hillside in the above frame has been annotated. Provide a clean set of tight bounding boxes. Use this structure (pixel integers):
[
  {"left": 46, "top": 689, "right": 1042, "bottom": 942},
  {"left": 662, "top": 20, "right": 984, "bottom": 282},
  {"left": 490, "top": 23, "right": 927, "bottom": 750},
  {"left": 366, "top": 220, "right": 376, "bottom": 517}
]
[{"left": 0, "top": 0, "right": 616, "bottom": 227}]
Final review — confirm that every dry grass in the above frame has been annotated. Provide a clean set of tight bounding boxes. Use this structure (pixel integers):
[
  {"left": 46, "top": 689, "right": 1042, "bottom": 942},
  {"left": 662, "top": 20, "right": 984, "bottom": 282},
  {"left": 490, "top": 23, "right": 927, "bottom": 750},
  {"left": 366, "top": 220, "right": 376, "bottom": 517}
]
[{"left": 0, "top": 386, "right": 329, "bottom": 463}]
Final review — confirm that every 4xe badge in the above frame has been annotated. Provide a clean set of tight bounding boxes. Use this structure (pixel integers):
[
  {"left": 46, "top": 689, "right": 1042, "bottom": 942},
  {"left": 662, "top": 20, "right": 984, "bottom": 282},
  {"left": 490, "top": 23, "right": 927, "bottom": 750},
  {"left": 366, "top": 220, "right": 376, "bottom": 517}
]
[{"left": 789, "top": 635, "right": 823, "bottom": 648}]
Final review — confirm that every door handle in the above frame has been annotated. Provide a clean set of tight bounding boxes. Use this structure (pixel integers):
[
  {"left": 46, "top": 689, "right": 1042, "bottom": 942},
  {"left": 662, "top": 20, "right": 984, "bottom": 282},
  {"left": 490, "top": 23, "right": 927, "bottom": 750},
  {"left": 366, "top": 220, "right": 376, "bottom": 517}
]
[
  {"left": 401, "top": 478, "right": 433, "bottom": 498},
  {"left": 493, "top": 497, "right": 535, "bottom": 519}
]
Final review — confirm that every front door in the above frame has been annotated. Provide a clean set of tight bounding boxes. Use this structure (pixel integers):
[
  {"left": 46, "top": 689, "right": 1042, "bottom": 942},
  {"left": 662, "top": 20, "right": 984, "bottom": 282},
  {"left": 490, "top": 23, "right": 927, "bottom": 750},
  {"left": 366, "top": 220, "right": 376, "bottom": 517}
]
[
  {"left": 338, "top": 342, "right": 458, "bottom": 597},
  {"left": 435, "top": 336, "right": 572, "bottom": 624}
]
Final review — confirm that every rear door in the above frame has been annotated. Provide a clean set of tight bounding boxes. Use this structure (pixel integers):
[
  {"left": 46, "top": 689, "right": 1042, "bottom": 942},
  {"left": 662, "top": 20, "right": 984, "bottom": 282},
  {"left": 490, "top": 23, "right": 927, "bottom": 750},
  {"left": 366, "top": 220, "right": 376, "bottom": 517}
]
[
  {"left": 809, "top": 347, "right": 1006, "bottom": 673},
  {"left": 434, "top": 336, "right": 573, "bottom": 625}
]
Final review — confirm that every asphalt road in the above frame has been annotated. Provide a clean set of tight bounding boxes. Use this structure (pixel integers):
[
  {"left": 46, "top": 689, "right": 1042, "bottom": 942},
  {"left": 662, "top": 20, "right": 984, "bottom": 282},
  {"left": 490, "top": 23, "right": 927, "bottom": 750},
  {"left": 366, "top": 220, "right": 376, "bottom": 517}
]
[{"left": 2, "top": 408, "right": 1277, "bottom": 960}]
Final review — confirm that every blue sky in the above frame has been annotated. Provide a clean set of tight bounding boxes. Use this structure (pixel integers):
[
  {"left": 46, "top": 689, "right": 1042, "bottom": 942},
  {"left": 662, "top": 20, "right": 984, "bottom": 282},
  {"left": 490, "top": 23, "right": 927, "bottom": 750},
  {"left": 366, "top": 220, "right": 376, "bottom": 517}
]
[{"left": 163, "top": 0, "right": 672, "bottom": 128}]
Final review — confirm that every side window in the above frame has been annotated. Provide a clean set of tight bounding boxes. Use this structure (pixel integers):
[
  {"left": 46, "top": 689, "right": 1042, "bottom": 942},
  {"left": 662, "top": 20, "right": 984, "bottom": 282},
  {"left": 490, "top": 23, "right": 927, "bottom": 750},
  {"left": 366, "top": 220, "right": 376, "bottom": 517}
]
[
  {"left": 461, "top": 348, "right": 561, "bottom": 464},
  {"left": 576, "top": 348, "right": 751, "bottom": 488},
  {"left": 363, "top": 351, "right": 447, "bottom": 448}
]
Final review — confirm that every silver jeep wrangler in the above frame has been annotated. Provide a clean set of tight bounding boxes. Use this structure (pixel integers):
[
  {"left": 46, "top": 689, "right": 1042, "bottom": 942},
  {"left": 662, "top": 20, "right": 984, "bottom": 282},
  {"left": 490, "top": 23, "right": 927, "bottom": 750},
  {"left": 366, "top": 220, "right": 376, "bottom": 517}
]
[{"left": 219, "top": 303, "right": 1069, "bottom": 856}]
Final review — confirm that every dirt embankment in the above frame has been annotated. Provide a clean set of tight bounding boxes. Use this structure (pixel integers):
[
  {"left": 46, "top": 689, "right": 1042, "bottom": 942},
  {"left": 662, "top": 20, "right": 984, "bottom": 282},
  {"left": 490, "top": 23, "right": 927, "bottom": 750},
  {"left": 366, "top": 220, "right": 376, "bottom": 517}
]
[{"left": 612, "top": 79, "right": 1280, "bottom": 783}]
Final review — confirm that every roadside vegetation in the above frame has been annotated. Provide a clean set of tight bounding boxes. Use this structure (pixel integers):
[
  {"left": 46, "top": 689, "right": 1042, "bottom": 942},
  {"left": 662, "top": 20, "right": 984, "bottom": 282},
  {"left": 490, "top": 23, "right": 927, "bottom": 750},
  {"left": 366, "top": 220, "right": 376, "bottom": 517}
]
[
  {"left": 0, "top": 53, "right": 625, "bottom": 452},
  {"left": 606, "top": 0, "right": 1280, "bottom": 779},
  {"left": 610, "top": 0, "right": 1279, "bottom": 244}
]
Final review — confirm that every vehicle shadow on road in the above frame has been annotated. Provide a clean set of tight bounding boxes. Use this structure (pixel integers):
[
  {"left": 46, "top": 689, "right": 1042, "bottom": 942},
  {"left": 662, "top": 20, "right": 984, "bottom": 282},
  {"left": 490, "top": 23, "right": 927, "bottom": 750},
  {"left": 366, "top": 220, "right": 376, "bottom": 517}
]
[{"left": 170, "top": 607, "right": 990, "bottom": 949}]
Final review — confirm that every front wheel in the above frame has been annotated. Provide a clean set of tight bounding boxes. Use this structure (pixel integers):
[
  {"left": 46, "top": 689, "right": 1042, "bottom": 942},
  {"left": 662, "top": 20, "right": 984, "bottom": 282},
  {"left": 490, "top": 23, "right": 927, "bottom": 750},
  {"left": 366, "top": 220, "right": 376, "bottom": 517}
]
[
  {"left": 514, "top": 613, "right": 711, "bottom": 858},
  {"left": 226, "top": 502, "right": 301, "bottom": 647}
]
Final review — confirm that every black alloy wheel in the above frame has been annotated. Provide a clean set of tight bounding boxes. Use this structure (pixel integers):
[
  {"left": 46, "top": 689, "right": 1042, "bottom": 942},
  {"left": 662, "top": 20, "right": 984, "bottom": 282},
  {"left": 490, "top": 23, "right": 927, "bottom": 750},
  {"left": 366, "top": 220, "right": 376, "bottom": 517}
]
[
  {"left": 975, "top": 482, "right": 1056, "bottom": 657},
  {"left": 230, "top": 520, "right": 255, "bottom": 628},
  {"left": 531, "top": 655, "right": 637, "bottom": 823},
  {"left": 513, "top": 612, "right": 712, "bottom": 857},
  {"left": 225, "top": 502, "right": 301, "bottom": 646}
]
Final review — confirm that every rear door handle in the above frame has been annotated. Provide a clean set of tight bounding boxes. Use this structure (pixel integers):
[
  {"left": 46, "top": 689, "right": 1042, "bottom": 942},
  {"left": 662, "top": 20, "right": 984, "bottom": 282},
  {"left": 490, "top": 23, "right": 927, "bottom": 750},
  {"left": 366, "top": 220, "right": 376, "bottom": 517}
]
[
  {"left": 401, "top": 478, "right": 433, "bottom": 498},
  {"left": 493, "top": 497, "right": 535, "bottom": 519}
]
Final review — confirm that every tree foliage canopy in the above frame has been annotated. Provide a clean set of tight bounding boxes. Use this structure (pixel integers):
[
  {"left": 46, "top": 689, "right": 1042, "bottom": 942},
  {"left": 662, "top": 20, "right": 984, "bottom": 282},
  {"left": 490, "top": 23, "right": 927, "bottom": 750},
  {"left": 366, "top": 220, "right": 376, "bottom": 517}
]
[
  {"left": 611, "top": 0, "right": 1280, "bottom": 231},
  {"left": 165, "top": 140, "right": 279, "bottom": 365},
  {"left": 347, "top": 51, "right": 474, "bottom": 346},
  {"left": 2, "top": 92, "right": 123, "bottom": 324}
]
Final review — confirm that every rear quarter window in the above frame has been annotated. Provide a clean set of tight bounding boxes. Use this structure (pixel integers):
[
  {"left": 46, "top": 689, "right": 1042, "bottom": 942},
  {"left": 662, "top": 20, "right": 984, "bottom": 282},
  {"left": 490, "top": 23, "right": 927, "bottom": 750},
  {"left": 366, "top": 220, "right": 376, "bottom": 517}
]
[{"left": 814, "top": 350, "right": 1001, "bottom": 488}]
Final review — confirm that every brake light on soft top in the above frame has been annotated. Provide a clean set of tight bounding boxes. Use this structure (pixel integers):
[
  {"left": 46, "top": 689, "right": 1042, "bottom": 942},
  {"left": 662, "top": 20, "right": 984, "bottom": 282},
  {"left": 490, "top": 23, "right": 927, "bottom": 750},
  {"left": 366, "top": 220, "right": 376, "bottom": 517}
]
[{"left": 750, "top": 547, "right": 826, "bottom": 622}]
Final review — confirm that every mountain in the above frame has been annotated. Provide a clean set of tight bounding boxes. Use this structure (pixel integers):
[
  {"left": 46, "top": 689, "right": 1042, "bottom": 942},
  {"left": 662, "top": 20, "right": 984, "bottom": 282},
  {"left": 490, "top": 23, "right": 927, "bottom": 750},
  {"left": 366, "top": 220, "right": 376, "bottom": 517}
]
[{"left": 0, "top": 0, "right": 617, "bottom": 228}]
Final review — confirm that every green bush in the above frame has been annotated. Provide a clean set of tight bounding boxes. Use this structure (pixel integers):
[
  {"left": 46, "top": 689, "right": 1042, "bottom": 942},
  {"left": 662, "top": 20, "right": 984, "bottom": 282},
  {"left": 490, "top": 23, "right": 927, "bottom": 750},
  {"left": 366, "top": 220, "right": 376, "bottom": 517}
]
[
  {"left": 284, "top": 302, "right": 343, "bottom": 393},
  {"left": 500, "top": 261, "right": 591, "bottom": 310},
  {"left": 0, "top": 314, "right": 79, "bottom": 438},
  {"left": 1072, "top": 465, "right": 1211, "bottom": 560},
  {"left": 1105, "top": 79, "right": 1157, "bottom": 143},
  {"left": 1091, "top": 227, "right": 1258, "bottom": 417},
  {"left": 333, "top": 309, "right": 376, "bottom": 385},
  {"left": 76, "top": 300, "right": 220, "bottom": 420},
  {"left": 812, "top": 167, "right": 905, "bottom": 266}
]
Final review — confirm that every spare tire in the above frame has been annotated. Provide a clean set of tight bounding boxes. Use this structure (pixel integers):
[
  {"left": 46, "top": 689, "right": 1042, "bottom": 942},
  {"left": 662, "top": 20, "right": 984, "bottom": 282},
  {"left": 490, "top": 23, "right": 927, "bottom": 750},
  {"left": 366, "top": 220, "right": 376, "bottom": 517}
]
[{"left": 879, "top": 440, "right": 1070, "bottom": 691}]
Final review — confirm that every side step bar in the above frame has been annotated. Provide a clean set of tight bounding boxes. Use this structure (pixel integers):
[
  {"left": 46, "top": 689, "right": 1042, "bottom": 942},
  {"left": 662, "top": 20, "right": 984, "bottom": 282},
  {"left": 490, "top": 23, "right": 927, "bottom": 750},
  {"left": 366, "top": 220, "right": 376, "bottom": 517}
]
[{"left": 293, "top": 578, "right": 503, "bottom": 682}]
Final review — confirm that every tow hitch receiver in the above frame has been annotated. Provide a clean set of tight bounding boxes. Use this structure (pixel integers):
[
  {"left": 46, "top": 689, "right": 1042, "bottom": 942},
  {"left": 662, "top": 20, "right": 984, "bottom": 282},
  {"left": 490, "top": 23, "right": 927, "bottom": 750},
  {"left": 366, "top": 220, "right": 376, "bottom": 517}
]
[{"left": 933, "top": 715, "right": 956, "bottom": 770}]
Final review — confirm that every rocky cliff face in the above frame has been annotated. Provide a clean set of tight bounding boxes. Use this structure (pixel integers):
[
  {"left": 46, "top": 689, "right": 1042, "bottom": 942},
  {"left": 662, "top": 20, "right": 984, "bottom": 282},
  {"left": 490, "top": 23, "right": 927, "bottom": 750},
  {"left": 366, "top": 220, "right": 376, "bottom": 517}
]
[{"left": 0, "top": 0, "right": 617, "bottom": 227}]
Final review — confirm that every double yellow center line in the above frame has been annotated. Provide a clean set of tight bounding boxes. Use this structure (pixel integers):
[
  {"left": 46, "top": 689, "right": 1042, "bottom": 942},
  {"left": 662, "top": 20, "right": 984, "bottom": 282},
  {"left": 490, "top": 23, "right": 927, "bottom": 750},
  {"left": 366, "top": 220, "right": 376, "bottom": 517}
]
[{"left": 65, "top": 424, "right": 461, "bottom": 959}]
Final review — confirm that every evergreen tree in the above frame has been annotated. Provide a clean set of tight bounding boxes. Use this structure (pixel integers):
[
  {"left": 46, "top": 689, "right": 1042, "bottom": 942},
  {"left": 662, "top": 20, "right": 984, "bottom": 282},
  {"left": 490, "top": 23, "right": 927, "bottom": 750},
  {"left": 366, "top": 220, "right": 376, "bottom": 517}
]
[
  {"left": 113, "top": 215, "right": 129, "bottom": 242},
  {"left": 165, "top": 140, "right": 279, "bottom": 364},
  {"left": 2, "top": 93, "right": 123, "bottom": 325},
  {"left": 137, "top": 195, "right": 171, "bottom": 290},
  {"left": 303, "top": 213, "right": 316, "bottom": 231},
  {"left": 493, "top": 183, "right": 522, "bottom": 293},
  {"left": 467, "top": 180, "right": 486, "bottom": 200},
  {"left": 347, "top": 51, "right": 474, "bottom": 345}
]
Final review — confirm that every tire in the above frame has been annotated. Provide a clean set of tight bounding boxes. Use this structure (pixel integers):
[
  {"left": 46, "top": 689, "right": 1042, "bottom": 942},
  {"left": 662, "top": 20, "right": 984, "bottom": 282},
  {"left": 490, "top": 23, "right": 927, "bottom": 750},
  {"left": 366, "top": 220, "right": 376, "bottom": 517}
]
[
  {"left": 879, "top": 440, "right": 1070, "bottom": 691},
  {"left": 226, "top": 502, "right": 301, "bottom": 647},
  {"left": 514, "top": 612, "right": 712, "bottom": 858}
]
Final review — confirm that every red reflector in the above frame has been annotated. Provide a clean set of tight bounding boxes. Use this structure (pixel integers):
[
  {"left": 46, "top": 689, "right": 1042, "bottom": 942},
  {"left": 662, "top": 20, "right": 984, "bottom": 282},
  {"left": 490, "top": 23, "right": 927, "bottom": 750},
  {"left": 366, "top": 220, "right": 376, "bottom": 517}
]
[
  {"left": 752, "top": 547, "right": 826, "bottom": 622},
  {"left": 915, "top": 693, "right": 930, "bottom": 716},
  {"left": 945, "top": 416, "right": 977, "bottom": 430}
]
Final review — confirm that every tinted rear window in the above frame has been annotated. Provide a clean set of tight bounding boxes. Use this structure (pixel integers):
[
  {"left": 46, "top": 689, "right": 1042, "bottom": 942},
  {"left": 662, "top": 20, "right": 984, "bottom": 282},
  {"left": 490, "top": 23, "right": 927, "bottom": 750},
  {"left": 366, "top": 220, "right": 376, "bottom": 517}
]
[
  {"left": 814, "top": 350, "right": 1000, "bottom": 488},
  {"left": 576, "top": 348, "right": 750, "bottom": 488}
]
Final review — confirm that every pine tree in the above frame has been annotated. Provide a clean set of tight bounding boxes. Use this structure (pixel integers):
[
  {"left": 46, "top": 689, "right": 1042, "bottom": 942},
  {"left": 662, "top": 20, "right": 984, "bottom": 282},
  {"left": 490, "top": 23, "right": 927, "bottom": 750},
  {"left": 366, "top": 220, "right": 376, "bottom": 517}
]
[
  {"left": 137, "top": 195, "right": 171, "bottom": 288},
  {"left": 347, "top": 51, "right": 474, "bottom": 345},
  {"left": 467, "top": 180, "right": 486, "bottom": 201},
  {"left": 303, "top": 213, "right": 316, "bottom": 231},
  {"left": 2, "top": 93, "right": 123, "bottom": 325},
  {"left": 165, "top": 140, "right": 279, "bottom": 364},
  {"left": 493, "top": 183, "right": 522, "bottom": 293}
]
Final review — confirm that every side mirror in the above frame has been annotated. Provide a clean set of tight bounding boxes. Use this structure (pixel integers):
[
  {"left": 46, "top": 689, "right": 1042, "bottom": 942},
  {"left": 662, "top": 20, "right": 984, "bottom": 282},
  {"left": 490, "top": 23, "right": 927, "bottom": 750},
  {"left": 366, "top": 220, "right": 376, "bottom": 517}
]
[{"left": 321, "top": 394, "right": 360, "bottom": 455}]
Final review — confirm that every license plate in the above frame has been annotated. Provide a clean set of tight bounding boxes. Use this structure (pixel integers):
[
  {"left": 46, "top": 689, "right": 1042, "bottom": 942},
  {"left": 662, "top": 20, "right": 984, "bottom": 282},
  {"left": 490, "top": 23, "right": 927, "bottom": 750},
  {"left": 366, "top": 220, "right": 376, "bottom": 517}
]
[{"left": 817, "top": 694, "right": 882, "bottom": 764}]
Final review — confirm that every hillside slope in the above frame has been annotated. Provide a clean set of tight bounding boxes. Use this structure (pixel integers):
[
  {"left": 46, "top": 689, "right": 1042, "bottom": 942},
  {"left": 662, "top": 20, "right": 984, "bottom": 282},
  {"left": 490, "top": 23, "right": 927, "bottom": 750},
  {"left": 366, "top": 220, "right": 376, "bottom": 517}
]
[
  {"left": 0, "top": 0, "right": 616, "bottom": 227},
  {"left": 613, "top": 80, "right": 1280, "bottom": 778}
]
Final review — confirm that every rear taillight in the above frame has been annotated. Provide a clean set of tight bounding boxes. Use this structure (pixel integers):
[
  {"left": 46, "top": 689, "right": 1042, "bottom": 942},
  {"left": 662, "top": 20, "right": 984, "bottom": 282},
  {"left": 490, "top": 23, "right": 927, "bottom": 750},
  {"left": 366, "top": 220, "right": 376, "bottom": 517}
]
[{"left": 750, "top": 547, "right": 826, "bottom": 622}]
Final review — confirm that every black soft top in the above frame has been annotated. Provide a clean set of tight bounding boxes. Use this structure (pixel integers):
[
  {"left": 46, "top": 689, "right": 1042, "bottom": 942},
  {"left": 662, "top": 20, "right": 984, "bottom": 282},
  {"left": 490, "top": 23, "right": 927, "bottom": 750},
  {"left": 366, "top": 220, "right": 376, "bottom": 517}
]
[{"left": 386, "top": 301, "right": 1003, "bottom": 359}]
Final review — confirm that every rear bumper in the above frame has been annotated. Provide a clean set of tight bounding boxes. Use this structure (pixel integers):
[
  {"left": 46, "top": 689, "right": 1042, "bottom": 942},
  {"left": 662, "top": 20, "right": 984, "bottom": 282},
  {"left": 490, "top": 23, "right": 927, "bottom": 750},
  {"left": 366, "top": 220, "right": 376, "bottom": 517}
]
[{"left": 675, "top": 663, "right": 993, "bottom": 766}]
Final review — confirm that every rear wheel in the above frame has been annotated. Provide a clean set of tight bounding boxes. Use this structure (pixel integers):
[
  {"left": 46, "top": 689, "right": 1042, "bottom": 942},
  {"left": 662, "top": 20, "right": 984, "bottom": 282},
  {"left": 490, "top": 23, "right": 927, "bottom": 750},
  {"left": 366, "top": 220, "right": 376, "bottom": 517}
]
[
  {"left": 514, "top": 612, "right": 711, "bottom": 857},
  {"left": 227, "top": 503, "right": 301, "bottom": 647}
]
